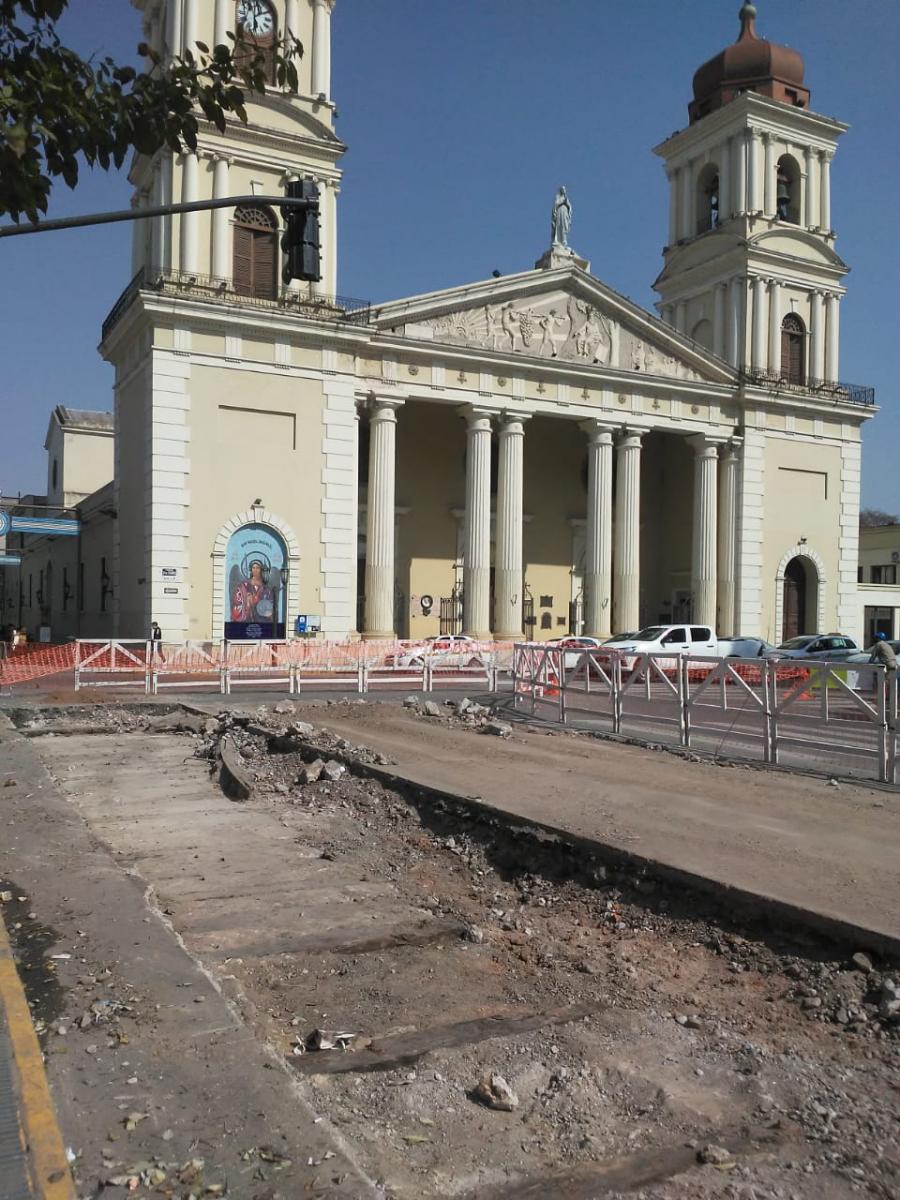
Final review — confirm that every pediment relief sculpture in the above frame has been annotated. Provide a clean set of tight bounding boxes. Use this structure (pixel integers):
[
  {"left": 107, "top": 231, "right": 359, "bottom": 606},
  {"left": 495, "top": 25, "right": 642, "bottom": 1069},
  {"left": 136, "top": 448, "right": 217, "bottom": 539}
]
[
  {"left": 424, "top": 295, "right": 614, "bottom": 366},
  {"left": 414, "top": 294, "right": 703, "bottom": 381}
]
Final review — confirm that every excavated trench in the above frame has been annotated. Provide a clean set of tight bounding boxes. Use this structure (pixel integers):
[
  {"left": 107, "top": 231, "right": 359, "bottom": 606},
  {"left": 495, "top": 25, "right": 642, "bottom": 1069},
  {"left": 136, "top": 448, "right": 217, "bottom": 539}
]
[{"left": 11, "top": 701, "right": 900, "bottom": 1199}]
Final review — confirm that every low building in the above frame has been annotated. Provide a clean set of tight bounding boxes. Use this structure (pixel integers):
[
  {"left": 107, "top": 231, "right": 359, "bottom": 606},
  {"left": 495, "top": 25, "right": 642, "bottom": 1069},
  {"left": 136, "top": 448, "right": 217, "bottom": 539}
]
[{"left": 857, "top": 525, "right": 900, "bottom": 643}]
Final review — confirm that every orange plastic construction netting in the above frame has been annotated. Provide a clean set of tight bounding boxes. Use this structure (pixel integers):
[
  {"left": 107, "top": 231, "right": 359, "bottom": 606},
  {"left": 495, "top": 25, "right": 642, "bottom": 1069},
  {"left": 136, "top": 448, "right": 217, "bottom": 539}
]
[{"left": 0, "top": 643, "right": 77, "bottom": 685}]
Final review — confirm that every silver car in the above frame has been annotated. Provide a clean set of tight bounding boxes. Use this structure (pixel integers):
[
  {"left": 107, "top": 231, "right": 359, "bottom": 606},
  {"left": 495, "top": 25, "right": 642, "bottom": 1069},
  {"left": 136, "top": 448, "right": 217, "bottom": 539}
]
[{"left": 764, "top": 634, "right": 859, "bottom": 661}]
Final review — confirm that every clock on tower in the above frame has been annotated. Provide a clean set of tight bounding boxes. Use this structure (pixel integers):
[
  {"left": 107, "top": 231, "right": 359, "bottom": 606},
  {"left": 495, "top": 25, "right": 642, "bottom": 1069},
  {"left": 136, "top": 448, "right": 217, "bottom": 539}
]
[{"left": 236, "top": 0, "right": 277, "bottom": 81}]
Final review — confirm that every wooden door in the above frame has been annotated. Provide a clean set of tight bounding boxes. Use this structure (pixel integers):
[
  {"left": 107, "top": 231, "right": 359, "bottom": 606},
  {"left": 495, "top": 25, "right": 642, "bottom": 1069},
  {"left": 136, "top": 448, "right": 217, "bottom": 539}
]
[{"left": 782, "top": 558, "right": 806, "bottom": 640}]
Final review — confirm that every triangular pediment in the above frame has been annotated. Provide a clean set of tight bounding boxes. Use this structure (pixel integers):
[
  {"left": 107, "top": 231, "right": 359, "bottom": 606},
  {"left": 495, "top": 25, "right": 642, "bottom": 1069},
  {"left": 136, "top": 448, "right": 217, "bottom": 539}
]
[{"left": 372, "top": 265, "right": 734, "bottom": 385}]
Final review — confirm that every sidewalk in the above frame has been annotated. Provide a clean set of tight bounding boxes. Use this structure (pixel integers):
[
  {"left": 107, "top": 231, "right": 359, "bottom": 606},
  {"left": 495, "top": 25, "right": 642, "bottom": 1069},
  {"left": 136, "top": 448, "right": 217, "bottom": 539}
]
[
  {"left": 0, "top": 915, "right": 73, "bottom": 1200},
  {"left": 309, "top": 704, "right": 900, "bottom": 954}
]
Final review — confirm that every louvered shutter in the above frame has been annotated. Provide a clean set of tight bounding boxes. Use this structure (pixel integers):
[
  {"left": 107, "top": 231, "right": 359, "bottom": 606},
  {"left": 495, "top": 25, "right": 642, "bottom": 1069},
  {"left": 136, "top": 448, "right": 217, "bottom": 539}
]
[
  {"left": 233, "top": 224, "right": 253, "bottom": 295},
  {"left": 252, "top": 229, "right": 277, "bottom": 299}
]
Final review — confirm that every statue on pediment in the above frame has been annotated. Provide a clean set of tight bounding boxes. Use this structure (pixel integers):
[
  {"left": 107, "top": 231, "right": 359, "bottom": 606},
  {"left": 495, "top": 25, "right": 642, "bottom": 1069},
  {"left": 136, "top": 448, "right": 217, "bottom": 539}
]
[{"left": 551, "top": 186, "right": 572, "bottom": 248}]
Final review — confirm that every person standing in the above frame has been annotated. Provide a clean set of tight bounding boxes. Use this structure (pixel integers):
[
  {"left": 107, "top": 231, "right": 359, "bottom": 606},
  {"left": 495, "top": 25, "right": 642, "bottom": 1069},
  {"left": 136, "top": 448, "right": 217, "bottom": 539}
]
[
  {"left": 150, "top": 620, "right": 165, "bottom": 663},
  {"left": 869, "top": 631, "right": 897, "bottom": 670}
]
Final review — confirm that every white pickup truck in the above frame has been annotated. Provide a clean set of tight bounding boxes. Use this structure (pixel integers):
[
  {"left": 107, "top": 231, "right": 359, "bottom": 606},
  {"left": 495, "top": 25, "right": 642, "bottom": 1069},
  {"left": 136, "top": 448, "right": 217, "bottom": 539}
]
[{"left": 605, "top": 624, "right": 718, "bottom": 656}]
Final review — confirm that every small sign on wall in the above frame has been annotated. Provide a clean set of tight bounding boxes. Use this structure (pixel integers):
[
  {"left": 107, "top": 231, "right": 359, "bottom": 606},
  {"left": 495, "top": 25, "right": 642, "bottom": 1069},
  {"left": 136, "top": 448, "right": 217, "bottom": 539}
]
[{"left": 155, "top": 566, "right": 183, "bottom": 582}]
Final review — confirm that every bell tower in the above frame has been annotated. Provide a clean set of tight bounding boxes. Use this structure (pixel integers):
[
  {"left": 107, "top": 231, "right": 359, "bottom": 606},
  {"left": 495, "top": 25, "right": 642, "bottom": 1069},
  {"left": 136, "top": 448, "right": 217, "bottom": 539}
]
[
  {"left": 128, "top": 0, "right": 343, "bottom": 296},
  {"left": 653, "top": 3, "right": 849, "bottom": 387}
]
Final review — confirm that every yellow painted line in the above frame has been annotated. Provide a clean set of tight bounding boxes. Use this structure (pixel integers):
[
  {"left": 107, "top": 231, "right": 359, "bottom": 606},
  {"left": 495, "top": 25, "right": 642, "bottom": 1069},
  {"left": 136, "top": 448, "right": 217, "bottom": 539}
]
[{"left": 0, "top": 915, "right": 75, "bottom": 1200}]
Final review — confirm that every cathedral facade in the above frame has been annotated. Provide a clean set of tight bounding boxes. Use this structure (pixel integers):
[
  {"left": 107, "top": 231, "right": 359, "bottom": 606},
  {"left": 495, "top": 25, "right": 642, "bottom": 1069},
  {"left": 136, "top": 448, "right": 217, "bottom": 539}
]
[{"left": 4, "top": 2, "right": 876, "bottom": 647}]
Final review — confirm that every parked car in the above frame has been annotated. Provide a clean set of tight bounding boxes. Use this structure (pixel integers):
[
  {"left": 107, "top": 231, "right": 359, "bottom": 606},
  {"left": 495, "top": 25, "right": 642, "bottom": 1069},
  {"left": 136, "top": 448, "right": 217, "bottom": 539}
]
[
  {"left": 390, "top": 634, "right": 486, "bottom": 669},
  {"left": 764, "top": 634, "right": 859, "bottom": 661},
  {"left": 546, "top": 635, "right": 605, "bottom": 670},
  {"left": 717, "top": 635, "right": 772, "bottom": 658},
  {"left": 602, "top": 624, "right": 718, "bottom": 657}
]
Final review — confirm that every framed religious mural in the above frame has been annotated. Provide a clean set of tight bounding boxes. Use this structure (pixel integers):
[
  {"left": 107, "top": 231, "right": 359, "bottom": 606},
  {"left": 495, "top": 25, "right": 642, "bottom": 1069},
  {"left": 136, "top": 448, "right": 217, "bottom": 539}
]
[{"left": 224, "top": 523, "right": 287, "bottom": 640}]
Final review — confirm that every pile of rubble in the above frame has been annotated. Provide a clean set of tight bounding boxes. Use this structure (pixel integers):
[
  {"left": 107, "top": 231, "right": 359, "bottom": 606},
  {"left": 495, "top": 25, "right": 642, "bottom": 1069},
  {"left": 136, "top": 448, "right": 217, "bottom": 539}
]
[{"left": 402, "top": 694, "right": 513, "bottom": 737}]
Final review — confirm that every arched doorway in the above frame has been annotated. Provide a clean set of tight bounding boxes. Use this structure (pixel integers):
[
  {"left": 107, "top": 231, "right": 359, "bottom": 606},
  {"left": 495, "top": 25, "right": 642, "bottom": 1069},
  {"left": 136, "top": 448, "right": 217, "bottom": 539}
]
[
  {"left": 781, "top": 313, "right": 806, "bottom": 384},
  {"left": 782, "top": 556, "right": 810, "bottom": 640},
  {"left": 224, "top": 523, "right": 287, "bottom": 639}
]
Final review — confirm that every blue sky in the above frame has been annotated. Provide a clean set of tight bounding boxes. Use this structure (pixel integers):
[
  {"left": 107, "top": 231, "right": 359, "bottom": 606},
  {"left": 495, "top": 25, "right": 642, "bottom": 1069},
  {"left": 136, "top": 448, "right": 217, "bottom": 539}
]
[{"left": 1, "top": 1, "right": 898, "bottom": 507}]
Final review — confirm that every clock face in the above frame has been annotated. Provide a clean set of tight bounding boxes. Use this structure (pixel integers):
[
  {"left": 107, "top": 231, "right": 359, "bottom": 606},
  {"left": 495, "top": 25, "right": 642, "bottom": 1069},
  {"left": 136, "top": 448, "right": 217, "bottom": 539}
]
[{"left": 237, "top": 1, "right": 275, "bottom": 38}]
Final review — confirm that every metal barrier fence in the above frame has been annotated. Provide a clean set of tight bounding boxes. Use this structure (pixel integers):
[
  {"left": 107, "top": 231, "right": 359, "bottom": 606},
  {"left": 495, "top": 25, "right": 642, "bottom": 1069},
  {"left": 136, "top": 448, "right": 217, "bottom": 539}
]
[
  {"left": 72, "top": 638, "right": 513, "bottom": 696},
  {"left": 512, "top": 644, "right": 899, "bottom": 785}
]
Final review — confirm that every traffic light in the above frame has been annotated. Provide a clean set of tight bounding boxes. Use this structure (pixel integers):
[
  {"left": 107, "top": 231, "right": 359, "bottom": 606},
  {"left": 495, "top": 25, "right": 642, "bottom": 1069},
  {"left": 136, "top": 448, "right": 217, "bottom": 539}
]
[{"left": 281, "top": 179, "right": 321, "bottom": 283}]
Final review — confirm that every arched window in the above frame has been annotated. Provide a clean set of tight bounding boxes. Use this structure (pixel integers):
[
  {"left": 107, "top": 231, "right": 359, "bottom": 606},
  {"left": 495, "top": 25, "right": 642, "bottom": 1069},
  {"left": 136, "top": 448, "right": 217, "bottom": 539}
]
[
  {"left": 781, "top": 313, "right": 806, "bottom": 384},
  {"left": 691, "top": 318, "right": 713, "bottom": 350},
  {"left": 696, "top": 164, "right": 720, "bottom": 233},
  {"left": 775, "top": 154, "right": 801, "bottom": 224},
  {"left": 233, "top": 204, "right": 278, "bottom": 299},
  {"left": 235, "top": 0, "right": 277, "bottom": 84}
]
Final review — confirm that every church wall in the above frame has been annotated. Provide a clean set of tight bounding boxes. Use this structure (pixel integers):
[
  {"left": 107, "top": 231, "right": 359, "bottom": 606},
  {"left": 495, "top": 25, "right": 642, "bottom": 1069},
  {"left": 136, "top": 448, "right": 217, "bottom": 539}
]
[
  {"left": 185, "top": 363, "right": 328, "bottom": 639},
  {"left": 757, "top": 434, "right": 843, "bottom": 640},
  {"left": 522, "top": 417, "right": 585, "bottom": 639},
  {"left": 395, "top": 403, "right": 466, "bottom": 641}
]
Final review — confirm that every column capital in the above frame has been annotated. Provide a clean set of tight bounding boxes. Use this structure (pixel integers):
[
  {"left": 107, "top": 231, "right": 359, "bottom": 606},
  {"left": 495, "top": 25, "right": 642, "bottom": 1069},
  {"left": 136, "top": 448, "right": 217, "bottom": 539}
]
[
  {"left": 617, "top": 426, "right": 645, "bottom": 448},
  {"left": 688, "top": 433, "right": 725, "bottom": 456},
  {"left": 761, "top": 130, "right": 775, "bottom": 145},
  {"left": 212, "top": 153, "right": 234, "bottom": 166},
  {"left": 818, "top": 147, "right": 834, "bottom": 163},
  {"left": 580, "top": 418, "right": 615, "bottom": 444},
  {"left": 715, "top": 279, "right": 729, "bottom": 292},
  {"left": 368, "top": 394, "right": 405, "bottom": 418},
  {"left": 460, "top": 404, "right": 493, "bottom": 430},
  {"left": 719, "top": 437, "right": 742, "bottom": 461},
  {"left": 497, "top": 410, "right": 530, "bottom": 432},
  {"left": 748, "top": 126, "right": 761, "bottom": 142}
]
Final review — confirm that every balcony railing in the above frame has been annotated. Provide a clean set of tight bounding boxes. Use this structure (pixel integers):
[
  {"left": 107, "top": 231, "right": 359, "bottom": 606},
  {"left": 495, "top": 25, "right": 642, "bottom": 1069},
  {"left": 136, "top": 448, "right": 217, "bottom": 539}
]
[
  {"left": 739, "top": 365, "right": 875, "bottom": 408},
  {"left": 101, "top": 266, "right": 371, "bottom": 342}
]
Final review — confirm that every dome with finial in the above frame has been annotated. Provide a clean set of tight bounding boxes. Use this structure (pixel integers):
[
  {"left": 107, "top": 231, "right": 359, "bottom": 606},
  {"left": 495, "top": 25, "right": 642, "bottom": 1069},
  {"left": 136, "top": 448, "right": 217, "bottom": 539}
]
[{"left": 689, "top": 3, "right": 809, "bottom": 124}]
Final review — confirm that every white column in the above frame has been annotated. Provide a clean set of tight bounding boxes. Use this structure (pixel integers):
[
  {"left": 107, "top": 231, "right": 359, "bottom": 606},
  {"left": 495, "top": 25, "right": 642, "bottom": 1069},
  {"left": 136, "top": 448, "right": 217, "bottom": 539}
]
[
  {"left": 718, "top": 138, "right": 731, "bottom": 219},
  {"left": 809, "top": 290, "right": 825, "bottom": 383},
  {"left": 820, "top": 150, "right": 832, "bottom": 232},
  {"left": 750, "top": 275, "right": 767, "bottom": 371},
  {"left": 166, "top": 0, "right": 183, "bottom": 56},
  {"left": 364, "top": 398, "right": 403, "bottom": 639},
  {"left": 285, "top": 0, "right": 300, "bottom": 62},
  {"left": 767, "top": 279, "right": 781, "bottom": 374},
  {"left": 762, "top": 132, "right": 775, "bottom": 216},
  {"left": 667, "top": 169, "right": 679, "bottom": 246},
  {"left": 726, "top": 275, "right": 744, "bottom": 367},
  {"left": 713, "top": 282, "right": 727, "bottom": 359},
  {"left": 733, "top": 132, "right": 747, "bottom": 215},
  {"left": 825, "top": 292, "right": 840, "bottom": 383},
  {"left": 325, "top": 179, "right": 339, "bottom": 297},
  {"left": 182, "top": 0, "right": 198, "bottom": 55},
  {"left": 747, "top": 128, "right": 760, "bottom": 212},
  {"left": 214, "top": 0, "right": 231, "bottom": 46},
  {"left": 804, "top": 145, "right": 818, "bottom": 228},
  {"left": 462, "top": 408, "right": 493, "bottom": 640},
  {"left": 613, "top": 429, "right": 642, "bottom": 634},
  {"left": 311, "top": 0, "right": 333, "bottom": 99},
  {"left": 679, "top": 161, "right": 693, "bottom": 240},
  {"left": 582, "top": 421, "right": 614, "bottom": 638},
  {"left": 179, "top": 150, "right": 199, "bottom": 274},
  {"left": 717, "top": 441, "right": 739, "bottom": 634},
  {"left": 674, "top": 300, "right": 687, "bottom": 335},
  {"left": 494, "top": 414, "right": 527, "bottom": 640},
  {"left": 690, "top": 435, "right": 719, "bottom": 628},
  {"left": 150, "top": 156, "right": 172, "bottom": 272},
  {"left": 211, "top": 155, "right": 231, "bottom": 280}
]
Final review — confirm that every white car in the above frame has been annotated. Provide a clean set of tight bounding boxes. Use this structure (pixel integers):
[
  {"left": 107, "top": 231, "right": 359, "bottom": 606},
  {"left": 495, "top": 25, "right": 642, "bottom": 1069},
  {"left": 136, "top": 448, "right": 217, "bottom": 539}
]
[
  {"left": 606, "top": 624, "right": 718, "bottom": 657},
  {"left": 764, "top": 634, "right": 859, "bottom": 662},
  {"left": 717, "top": 635, "right": 772, "bottom": 658},
  {"left": 390, "top": 635, "right": 487, "bottom": 669},
  {"left": 546, "top": 635, "right": 605, "bottom": 670}
]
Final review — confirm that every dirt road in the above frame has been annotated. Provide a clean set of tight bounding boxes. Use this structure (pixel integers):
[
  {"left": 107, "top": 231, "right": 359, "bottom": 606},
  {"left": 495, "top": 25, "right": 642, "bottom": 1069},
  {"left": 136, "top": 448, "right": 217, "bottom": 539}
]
[{"left": 308, "top": 701, "right": 900, "bottom": 949}]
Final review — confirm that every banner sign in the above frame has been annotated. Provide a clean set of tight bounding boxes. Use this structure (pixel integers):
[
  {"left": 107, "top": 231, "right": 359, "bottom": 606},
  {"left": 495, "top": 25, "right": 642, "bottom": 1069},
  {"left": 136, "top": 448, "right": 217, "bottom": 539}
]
[
  {"left": 224, "top": 523, "right": 287, "bottom": 640},
  {"left": 0, "top": 510, "right": 80, "bottom": 537}
]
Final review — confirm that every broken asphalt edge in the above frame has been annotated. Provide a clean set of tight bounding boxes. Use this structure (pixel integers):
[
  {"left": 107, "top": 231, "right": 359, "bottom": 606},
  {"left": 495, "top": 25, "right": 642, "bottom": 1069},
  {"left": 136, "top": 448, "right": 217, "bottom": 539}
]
[
  {"left": 0, "top": 912, "right": 75, "bottom": 1200},
  {"left": 176, "top": 703, "right": 900, "bottom": 961}
]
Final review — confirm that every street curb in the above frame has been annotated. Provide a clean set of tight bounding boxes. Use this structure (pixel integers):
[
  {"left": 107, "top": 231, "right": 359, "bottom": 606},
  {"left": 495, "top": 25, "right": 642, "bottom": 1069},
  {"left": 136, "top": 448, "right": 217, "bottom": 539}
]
[{"left": 0, "top": 915, "right": 75, "bottom": 1200}]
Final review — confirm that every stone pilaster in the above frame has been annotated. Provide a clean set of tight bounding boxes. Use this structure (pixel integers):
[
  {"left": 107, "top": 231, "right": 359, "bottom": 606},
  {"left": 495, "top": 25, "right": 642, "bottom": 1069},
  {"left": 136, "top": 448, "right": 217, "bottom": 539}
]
[
  {"left": 494, "top": 413, "right": 527, "bottom": 641},
  {"left": 462, "top": 407, "right": 493, "bottom": 640},
  {"left": 751, "top": 275, "right": 766, "bottom": 370},
  {"left": 363, "top": 397, "right": 403, "bottom": 639},
  {"left": 613, "top": 428, "right": 642, "bottom": 634},
  {"left": 767, "top": 279, "right": 781, "bottom": 374},
  {"left": 690, "top": 435, "right": 719, "bottom": 627},
  {"left": 582, "top": 421, "right": 614, "bottom": 638},
  {"left": 179, "top": 150, "right": 199, "bottom": 274},
  {"left": 211, "top": 155, "right": 231, "bottom": 280},
  {"left": 311, "top": 0, "right": 334, "bottom": 98}
]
